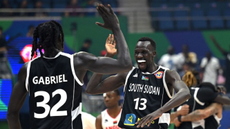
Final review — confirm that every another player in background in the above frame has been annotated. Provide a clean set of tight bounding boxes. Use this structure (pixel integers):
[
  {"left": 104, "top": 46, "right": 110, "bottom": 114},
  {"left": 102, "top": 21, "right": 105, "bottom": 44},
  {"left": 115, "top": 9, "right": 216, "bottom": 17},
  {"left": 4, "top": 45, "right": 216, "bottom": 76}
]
[
  {"left": 96, "top": 89, "right": 122, "bottom": 129},
  {"left": 173, "top": 70, "right": 230, "bottom": 129},
  {"left": 86, "top": 36, "right": 191, "bottom": 129},
  {"left": 7, "top": 4, "right": 132, "bottom": 129}
]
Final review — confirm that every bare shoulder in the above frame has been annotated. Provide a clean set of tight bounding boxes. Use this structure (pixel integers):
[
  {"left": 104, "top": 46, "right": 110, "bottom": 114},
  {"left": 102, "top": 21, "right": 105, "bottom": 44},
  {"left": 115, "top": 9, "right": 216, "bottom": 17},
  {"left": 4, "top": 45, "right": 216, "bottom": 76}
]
[
  {"left": 96, "top": 114, "right": 102, "bottom": 121},
  {"left": 165, "top": 69, "right": 181, "bottom": 81},
  {"left": 73, "top": 51, "right": 97, "bottom": 67},
  {"left": 18, "top": 62, "right": 29, "bottom": 79}
]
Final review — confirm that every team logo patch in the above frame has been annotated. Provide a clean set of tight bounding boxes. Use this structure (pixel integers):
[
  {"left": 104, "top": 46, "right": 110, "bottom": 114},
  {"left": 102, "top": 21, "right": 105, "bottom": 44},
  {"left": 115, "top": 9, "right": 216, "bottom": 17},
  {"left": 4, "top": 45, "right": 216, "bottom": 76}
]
[
  {"left": 124, "top": 114, "right": 136, "bottom": 126},
  {"left": 142, "top": 76, "right": 149, "bottom": 81},
  {"left": 155, "top": 71, "right": 163, "bottom": 79}
]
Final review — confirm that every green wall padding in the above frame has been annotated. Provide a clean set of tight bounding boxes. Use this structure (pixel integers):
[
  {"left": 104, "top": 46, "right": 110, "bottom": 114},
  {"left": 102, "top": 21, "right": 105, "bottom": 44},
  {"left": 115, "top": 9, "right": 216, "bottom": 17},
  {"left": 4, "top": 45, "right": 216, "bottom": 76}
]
[
  {"left": 127, "top": 33, "right": 171, "bottom": 61},
  {"left": 202, "top": 30, "right": 230, "bottom": 59},
  {"left": 62, "top": 16, "right": 128, "bottom": 56},
  {"left": 0, "top": 21, "right": 13, "bottom": 31}
]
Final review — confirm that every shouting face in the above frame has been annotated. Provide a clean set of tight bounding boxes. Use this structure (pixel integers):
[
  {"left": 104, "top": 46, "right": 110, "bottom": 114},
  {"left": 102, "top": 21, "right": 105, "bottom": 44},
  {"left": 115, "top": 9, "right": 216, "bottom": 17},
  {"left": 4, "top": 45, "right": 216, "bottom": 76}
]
[{"left": 134, "top": 41, "right": 156, "bottom": 72}]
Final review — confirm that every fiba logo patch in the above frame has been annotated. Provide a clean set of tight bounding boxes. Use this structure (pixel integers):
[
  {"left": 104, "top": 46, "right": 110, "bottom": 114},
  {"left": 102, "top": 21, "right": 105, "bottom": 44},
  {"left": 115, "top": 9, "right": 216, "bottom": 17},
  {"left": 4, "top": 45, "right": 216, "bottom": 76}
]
[
  {"left": 124, "top": 114, "right": 136, "bottom": 126},
  {"left": 155, "top": 71, "right": 163, "bottom": 79}
]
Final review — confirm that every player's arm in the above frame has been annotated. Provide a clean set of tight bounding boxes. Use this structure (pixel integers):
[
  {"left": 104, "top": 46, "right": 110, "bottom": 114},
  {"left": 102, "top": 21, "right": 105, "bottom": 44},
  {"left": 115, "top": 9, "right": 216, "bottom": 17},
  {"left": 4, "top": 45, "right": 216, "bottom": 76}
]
[
  {"left": 214, "top": 95, "right": 230, "bottom": 105},
  {"left": 136, "top": 70, "right": 191, "bottom": 128},
  {"left": 210, "top": 35, "right": 227, "bottom": 55},
  {"left": 95, "top": 114, "right": 103, "bottom": 129},
  {"left": 86, "top": 72, "right": 127, "bottom": 94},
  {"left": 170, "top": 104, "right": 189, "bottom": 123},
  {"left": 7, "top": 63, "right": 28, "bottom": 129},
  {"left": 173, "top": 103, "right": 222, "bottom": 127},
  {"left": 85, "top": 34, "right": 127, "bottom": 94},
  {"left": 74, "top": 4, "right": 132, "bottom": 74}
]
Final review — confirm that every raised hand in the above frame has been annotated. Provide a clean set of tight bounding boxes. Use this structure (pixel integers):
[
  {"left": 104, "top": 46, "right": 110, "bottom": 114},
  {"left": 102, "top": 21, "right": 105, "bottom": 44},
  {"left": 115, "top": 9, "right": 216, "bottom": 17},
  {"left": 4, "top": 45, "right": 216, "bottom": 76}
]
[
  {"left": 105, "top": 34, "right": 117, "bottom": 57},
  {"left": 96, "top": 4, "right": 120, "bottom": 30}
]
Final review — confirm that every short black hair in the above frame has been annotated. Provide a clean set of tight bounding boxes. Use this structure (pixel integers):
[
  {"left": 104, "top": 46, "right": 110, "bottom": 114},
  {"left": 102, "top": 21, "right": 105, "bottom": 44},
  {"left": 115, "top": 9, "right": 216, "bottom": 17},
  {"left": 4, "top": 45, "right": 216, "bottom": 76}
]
[
  {"left": 84, "top": 39, "right": 92, "bottom": 44},
  {"left": 0, "top": 27, "right": 2, "bottom": 31},
  {"left": 31, "top": 20, "right": 64, "bottom": 59},
  {"left": 138, "top": 37, "right": 156, "bottom": 50},
  {"left": 114, "top": 89, "right": 120, "bottom": 96}
]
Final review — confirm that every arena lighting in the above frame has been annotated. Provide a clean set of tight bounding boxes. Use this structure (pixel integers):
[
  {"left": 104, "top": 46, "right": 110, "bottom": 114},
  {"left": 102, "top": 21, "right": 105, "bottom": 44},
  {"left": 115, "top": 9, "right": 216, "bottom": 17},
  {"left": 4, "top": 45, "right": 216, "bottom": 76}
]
[{"left": 20, "top": 44, "right": 44, "bottom": 63}]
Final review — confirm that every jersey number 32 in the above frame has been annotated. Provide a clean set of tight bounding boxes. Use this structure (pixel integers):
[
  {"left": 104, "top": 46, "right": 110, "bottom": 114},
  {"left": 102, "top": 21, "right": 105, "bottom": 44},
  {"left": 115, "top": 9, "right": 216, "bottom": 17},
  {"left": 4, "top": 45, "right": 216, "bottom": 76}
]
[{"left": 34, "top": 89, "right": 68, "bottom": 119}]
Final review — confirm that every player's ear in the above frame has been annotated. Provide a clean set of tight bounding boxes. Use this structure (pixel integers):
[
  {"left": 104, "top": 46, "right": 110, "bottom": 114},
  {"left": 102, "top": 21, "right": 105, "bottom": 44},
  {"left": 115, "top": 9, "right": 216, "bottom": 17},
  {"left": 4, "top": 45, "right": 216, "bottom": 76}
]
[{"left": 152, "top": 51, "right": 156, "bottom": 58}]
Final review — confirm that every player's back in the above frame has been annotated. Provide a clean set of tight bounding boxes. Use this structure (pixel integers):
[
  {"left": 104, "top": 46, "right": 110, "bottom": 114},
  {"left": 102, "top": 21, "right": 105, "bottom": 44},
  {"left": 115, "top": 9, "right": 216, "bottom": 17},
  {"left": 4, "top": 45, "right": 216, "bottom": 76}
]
[
  {"left": 26, "top": 52, "right": 83, "bottom": 129},
  {"left": 176, "top": 87, "right": 206, "bottom": 129}
]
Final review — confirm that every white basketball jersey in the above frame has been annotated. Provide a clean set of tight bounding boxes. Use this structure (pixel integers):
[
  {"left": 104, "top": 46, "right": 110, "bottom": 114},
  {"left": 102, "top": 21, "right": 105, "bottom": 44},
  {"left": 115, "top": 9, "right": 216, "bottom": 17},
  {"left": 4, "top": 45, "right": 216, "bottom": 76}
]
[{"left": 101, "top": 109, "right": 122, "bottom": 129}]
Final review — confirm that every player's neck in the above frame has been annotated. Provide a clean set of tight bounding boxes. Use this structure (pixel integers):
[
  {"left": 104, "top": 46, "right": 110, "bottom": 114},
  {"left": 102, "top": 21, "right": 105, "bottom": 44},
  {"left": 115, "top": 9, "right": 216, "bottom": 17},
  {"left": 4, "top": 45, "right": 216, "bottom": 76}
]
[
  {"left": 44, "top": 48, "right": 60, "bottom": 57},
  {"left": 107, "top": 106, "right": 121, "bottom": 118}
]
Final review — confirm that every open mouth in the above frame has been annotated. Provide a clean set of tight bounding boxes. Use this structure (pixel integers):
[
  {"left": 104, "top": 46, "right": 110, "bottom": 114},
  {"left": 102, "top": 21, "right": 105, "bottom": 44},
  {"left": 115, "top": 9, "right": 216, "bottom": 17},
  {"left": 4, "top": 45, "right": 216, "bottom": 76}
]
[
  {"left": 137, "top": 60, "right": 146, "bottom": 63},
  {"left": 137, "top": 60, "right": 146, "bottom": 68}
]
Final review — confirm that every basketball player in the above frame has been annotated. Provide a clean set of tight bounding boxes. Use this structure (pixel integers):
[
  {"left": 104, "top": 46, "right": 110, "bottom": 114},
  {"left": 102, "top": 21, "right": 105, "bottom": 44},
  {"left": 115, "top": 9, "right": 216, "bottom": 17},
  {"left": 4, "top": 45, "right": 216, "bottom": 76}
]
[
  {"left": 7, "top": 4, "right": 132, "bottom": 129},
  {"left": 96, "top": 89, "right": 122, "bottom": 129},
  {"left": 174, "top": 103, "right": 222, "bottom": 129},
  {"left": 173, "top": 70, "right": 230, "bottom": 129},
  {"left": 86, "top": 37, "right": 191, "bottom": 129}
]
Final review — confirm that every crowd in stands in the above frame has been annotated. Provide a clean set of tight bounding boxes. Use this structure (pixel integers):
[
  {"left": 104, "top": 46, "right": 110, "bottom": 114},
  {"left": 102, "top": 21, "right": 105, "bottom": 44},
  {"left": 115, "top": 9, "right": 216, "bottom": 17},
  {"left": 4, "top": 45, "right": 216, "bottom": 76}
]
[
  {"left": 148, "top": 0, "right": 230, "bottom": 30},
  {"left": 0, "top": 0, "right": 118, "bottom": 17}
]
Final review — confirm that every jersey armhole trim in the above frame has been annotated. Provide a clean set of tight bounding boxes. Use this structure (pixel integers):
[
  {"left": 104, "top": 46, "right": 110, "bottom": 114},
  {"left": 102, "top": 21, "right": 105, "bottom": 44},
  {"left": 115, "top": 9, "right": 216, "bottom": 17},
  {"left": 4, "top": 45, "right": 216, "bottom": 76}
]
[
  {"left": 163, "top": 69, "right": 173, "bottom": 99},
  {"left": 25, "top": 61, "right": 31, "bottom": 92},
  {"left": 192, "top": 87, "right": 205, "bottom": 106},
  {"left": 68, "top": 53, "right": 83, "bottom": 86},
  {"left": 123, "top": 67, "right": 135, "bottom": 92}
]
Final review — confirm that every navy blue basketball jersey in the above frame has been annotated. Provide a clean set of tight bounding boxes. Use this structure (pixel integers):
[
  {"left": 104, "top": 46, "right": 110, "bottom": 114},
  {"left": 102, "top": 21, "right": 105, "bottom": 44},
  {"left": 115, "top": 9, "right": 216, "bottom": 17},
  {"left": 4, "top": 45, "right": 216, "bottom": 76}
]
[
  {"left": 25, "top": 52, "right": 83, "bottom": 129},
  {"left": 176, "top": 87, "right": 206, "bottom": 129},
  {"left": 118, "top": 66, "right": 172, "bottom": 129}
]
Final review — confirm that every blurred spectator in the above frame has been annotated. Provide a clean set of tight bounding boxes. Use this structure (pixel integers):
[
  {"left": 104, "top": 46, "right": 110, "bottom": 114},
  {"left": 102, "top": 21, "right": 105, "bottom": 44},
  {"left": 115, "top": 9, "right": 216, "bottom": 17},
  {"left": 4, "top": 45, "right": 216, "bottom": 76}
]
[
  {"left": 26, "top": 25, "right": 35, "bottom": 37},
  {"left": 210, "top": 35, "right": 230, "bottom": 93},
  {"left": 80, "top": 39, "right": 92, "bottom": 52},
  {"left": 0, "top": 0, "right": 13, "bottom": 17},
  {"left": 158, "top": 46, "right": 177, "bottom": 70},
  {"left": 179, "top": 62, "right": 191, "bottom": 78},
  {"left": 85, "top": 0, "right": 96, "bottom": 16},
  {"left": 18, "top": 0, "right": 29, "bottom": 16},
  {"left": 34, "top": 1, "right": 47, "bottom": 17},
  {"left": 200, "top": 51, "right": 220, "bottom": 85},
  {"left": 175, "top": 44, "right": 197, "bottom": 72},
  {"left": 0, "top": 27, "right": 12, "bottom": 79},
  {"left": 65, "top": 0, "right": 84, "bottom": 17}
]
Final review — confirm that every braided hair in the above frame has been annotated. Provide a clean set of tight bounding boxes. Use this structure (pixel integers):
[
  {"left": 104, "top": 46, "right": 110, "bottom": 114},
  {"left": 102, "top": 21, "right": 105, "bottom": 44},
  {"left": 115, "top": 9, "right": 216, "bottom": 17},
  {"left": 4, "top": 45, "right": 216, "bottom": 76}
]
[
  {"left": 182, "top": 70, "right": 200, "bottom": 87},
  {"left": 31, "top": 20, "right": 64, "bottom": 59}
]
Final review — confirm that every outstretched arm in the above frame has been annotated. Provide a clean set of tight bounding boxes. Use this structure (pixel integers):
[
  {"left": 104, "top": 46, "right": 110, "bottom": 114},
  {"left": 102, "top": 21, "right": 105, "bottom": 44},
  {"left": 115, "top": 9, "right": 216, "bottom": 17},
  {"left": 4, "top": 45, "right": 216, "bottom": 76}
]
[
  {"left": 74, "top": 4, "right": 132, "bottom": 75},
  {"left": 7, "top": 64, "right": 28, "bottom": 129},
  {"left": 210, "top": 35, "right": 227, "bottom": 55},
  {"left": 85, "top": 34, "right": 128, "bottom": 94},
  {"left": 173, "top": 103, "right": 222, "bottom": 127},
  {"left": 214, "top": 95, "right": 230, "bottom": 105},
  {"left": 136, "top": 70, "right": 191, "bottom": 128}
]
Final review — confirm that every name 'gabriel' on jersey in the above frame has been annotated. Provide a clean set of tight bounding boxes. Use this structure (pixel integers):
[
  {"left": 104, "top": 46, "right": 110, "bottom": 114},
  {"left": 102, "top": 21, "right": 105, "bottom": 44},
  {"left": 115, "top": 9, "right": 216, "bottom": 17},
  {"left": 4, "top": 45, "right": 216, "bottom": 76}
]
[{"left": 25, "top": 52, "right": 83, "bottom": 129}]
